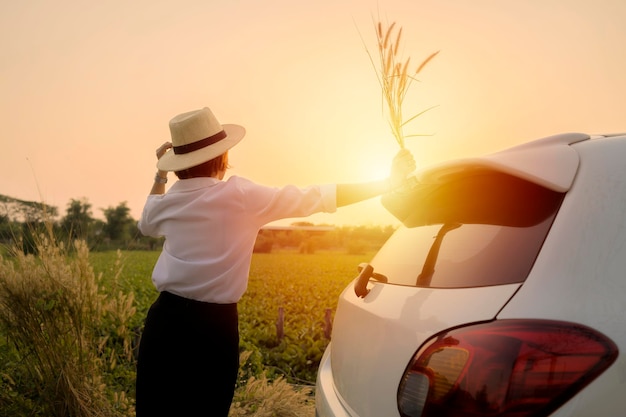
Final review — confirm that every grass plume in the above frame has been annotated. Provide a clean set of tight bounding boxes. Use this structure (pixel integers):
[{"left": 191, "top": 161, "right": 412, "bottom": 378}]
[
  {"left": 0, "top": 233, "right": 135, "bottom": 416},
  {"left": 359, "top": 17, "right": 439, "bottom": 148},
  {"left": 230, "top": 352, "right": 314, "bottom": 417}
]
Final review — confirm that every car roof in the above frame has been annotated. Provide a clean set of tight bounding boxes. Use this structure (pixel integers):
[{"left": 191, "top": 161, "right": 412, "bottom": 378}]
[{"left": 418, "top": 132, "right": 589, "bottom": 192}]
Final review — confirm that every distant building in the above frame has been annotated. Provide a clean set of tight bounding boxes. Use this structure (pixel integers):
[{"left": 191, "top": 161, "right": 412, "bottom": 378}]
[
  {"left": 255, "top": 224, "right": 335, "bottom": 253},
  {"left": 260, "top": 225, "right": 334, "bottom": 234}
]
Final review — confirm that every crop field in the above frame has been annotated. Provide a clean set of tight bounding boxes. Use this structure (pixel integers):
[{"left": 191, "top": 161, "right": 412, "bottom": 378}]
[
  {"left": 0, "top": 244, "right": 375, "bottom": 415},
  {"left": 90, "top": 249, "right": 372, "bottom": 385}
]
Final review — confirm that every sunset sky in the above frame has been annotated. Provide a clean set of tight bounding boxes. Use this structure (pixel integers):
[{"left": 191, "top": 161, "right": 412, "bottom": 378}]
[{"left": 2, "top": 0, "right": 625, "bottom": 226}]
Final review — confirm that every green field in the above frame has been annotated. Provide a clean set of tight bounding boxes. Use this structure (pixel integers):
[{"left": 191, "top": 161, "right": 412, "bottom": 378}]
[
  {"left": 90, "top": 249, "right": 372, "bottom": 384},
  {"left": 0, "top": 246, "right": 374, "bottom": 415}
]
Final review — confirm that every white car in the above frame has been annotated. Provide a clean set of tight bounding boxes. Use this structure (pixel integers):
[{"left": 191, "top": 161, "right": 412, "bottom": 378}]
[{"left": 316, "top": 133, "right": 626, "bottom": 417}]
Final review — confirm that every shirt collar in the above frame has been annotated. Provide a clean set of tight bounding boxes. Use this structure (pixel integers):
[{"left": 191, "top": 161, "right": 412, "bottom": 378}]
[{"left": 168, "top": 177, "right": 223, "bottom": 193}]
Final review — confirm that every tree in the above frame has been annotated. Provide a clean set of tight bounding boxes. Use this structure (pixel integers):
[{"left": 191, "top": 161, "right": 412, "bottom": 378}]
[
  {"left": 0, "top": 213, "right": 17, "bottom": 244},
  {"left": 101, "top": 202, "right": 135, "bottom": 245},
  {"left": 60, "top": 198, "right": 94, "bottom": 241}
]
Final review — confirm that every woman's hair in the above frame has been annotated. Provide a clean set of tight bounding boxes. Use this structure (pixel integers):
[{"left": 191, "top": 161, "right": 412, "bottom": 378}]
[{"left": 175, "top": 152, "right": 229, "bottom": 179}]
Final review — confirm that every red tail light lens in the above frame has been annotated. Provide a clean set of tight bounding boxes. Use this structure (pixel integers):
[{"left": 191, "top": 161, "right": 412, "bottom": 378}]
[{"left": 398, "top": 320, "right": 618, "bottom": 417}]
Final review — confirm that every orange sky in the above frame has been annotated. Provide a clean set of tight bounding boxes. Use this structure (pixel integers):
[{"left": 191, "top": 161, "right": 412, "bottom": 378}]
[{"left": 2, "top": 0, "right": 625, "bottom": 226}]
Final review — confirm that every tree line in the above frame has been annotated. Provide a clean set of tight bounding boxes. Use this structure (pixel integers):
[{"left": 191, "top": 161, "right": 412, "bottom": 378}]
[
  {"left": 0, "top": 194, "right": 397, "bottom": 254},
  {"left": 0, "top": 195, "right": 159, "bottom": 252}
]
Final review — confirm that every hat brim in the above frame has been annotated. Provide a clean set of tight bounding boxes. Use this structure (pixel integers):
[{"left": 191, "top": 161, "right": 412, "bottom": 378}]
[{"left": 157, "top": 124, "right": 245, "bottom": 172}]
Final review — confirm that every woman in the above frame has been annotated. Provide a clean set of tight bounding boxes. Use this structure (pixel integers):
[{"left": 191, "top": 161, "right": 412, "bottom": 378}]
[{"left": 136, "top": 106, "right": 415, "bottom": 416}]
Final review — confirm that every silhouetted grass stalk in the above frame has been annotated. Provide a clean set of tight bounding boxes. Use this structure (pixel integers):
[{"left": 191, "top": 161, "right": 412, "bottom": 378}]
[{"left": 360, "top": 18, "right": 439, "bottom": 148}]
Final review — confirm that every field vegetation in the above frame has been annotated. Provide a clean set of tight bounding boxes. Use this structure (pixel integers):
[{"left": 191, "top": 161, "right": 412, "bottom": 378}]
[{"left": 0, "top": 230, "right": 378, "bottom": 416}]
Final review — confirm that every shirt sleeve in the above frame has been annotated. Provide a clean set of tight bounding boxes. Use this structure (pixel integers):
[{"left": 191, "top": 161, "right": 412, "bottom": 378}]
[
  {"left": 137, "top": 195, "right": 164, "bottom": 238},
  {"left": 319, "top": 183, "right": 337, "bottom": 212},
  {"left": 236, "top": 177, "right": 337, "bottom": 226}
]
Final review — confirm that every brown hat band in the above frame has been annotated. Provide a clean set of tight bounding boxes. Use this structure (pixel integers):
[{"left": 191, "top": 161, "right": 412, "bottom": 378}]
[{"left": 173, "top": 130, "right": 227, "bottom": 155}]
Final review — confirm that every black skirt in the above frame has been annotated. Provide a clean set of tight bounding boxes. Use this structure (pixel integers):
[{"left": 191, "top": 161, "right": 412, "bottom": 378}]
[{"left": 136, "top": 291, "right": 239, "bottom": 417}]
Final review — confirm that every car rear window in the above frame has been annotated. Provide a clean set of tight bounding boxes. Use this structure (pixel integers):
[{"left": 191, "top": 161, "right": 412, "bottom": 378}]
[{"left": 372, "top": 170, "right": 565, "bottom": 288}]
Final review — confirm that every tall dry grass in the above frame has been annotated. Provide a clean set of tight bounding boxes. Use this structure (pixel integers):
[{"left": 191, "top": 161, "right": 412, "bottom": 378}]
[
  {"left": 360, "top": 18, "right": 439, "bottom": 148},
  {"left": 0, "top": 232, "right": 135, "bottom": 416},
  {"left": 230, "top": 352, "right": 315, "bottom": 417},
  {"left": 0, "top": 230, "right": 317, "bottom": 416}
]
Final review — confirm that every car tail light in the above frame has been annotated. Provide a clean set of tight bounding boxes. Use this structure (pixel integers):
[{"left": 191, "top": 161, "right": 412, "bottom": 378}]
[{"left": 398, "top": 320, "right": 618, "bottom": 417}]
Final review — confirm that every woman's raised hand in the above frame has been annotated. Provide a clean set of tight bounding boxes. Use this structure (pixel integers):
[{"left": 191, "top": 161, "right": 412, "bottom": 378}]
[
  {"left": 390, "top": 148, "right": 416, "bottom": 189},
  {"left": 156, "top": 142, "right": 173, "bottom": 160}
]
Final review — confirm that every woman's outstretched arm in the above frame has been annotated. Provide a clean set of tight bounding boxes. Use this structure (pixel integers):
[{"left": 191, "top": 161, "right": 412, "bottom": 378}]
[{"left": 336, "top": 148, "right": 416, "bottom": 207}]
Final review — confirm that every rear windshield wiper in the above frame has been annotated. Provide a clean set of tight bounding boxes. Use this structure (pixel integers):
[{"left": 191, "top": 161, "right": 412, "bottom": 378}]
[{"left": 416, "top": 223, "right": 462, "bottom": 286}]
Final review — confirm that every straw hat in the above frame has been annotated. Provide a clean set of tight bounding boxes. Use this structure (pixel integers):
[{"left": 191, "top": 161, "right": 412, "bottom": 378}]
[{"left": 157, "top": 107, "right": 245, "bottom": 172}]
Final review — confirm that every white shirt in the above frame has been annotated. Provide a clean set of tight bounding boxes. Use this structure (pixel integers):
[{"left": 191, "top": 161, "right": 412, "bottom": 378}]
[{"left": 137, "top": 176, "right": 337, "bottom": 303}]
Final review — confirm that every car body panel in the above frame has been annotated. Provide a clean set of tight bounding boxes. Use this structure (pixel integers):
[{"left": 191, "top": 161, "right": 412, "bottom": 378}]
[
  {"left": 321, "top": 282, "right": 521, "bottom": 417},
  {"left": 497, "top": 136, "right": 626, "bottom": 325},
  {"left": 497, "top": 136, "right": 626, "bottom": 416},
  {"left": 317, "top": 346, "right": 356, "bottom": 417}
]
